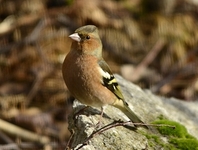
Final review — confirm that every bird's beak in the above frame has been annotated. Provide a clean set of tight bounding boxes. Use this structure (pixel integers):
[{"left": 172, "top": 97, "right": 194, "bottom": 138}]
[{"left": 69, "top": 33, "right": 81, "bottom": 42}]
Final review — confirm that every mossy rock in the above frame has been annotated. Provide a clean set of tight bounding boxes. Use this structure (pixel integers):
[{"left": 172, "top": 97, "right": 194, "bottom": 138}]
[
  {"left": 153, "top": 120, "right": 190, "bottom": 138},
  {"left": 170, "top": 138, "right": 198, "bottom": 150},
  {"left": 152, "top": 119, "right": 198, "bottom": 150}
]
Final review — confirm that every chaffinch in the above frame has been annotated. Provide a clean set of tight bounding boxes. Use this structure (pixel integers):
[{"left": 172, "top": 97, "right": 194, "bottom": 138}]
[{"left": 62, "top": 25, "right": 146, "bottom": 128}]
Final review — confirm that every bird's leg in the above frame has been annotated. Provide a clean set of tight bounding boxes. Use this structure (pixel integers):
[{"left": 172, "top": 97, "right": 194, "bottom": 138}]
[
  {"left": 94, "top": 107, "right": 104, "bottom": 129},
  {"left": 99, "top": 106, "right": 104, "bottom": 122}
]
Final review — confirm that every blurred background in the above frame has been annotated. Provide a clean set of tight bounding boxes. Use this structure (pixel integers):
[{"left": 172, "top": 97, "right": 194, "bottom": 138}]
[{"left": 0, "top": 0, "right": 198, "bottom": 149}]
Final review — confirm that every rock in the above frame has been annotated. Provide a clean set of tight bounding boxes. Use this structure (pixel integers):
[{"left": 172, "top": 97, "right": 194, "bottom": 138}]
[{"left": 67, "top": 74, "right": 198, "bottom": 150}]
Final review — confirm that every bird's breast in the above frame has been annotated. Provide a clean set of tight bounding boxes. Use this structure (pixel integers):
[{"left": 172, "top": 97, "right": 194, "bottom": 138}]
[{"left": 63, "top": 53, "right": 108, "bottom": 107}]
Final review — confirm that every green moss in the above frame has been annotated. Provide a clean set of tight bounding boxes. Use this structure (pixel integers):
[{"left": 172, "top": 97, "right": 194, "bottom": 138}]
[
  {"left": 151, "top": 119, "right": 198, "bottom": 149},
  {"left": 153, "top": 120, "right": 188, "bottom": 138},
  {"left": 144, "top": 134, "right": 160, "bottom": 147},
  {"left": 157, "top": 114, "right": 166, "bottom": 120},
  {"left": 170, "top": 138, "right": 198, "bottom": 150}
]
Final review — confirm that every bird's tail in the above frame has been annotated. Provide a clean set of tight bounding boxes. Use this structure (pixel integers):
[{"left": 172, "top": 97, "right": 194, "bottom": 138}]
[{"left": 112, "top": 99, "right": 148, "bottom": 129}]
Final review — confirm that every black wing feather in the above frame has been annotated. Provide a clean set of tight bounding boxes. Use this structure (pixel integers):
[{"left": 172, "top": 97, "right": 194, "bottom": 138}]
[{"left": 98, "top": 59, "right": 124, "bottom": 100}]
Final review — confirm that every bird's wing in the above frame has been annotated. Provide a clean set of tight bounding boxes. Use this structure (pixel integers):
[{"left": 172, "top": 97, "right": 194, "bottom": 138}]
[{"left": 98, "top": 59, "right": 124, "bottom": 100}]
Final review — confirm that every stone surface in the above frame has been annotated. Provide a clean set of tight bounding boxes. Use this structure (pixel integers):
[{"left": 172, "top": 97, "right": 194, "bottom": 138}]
[{"left": 67, "top": 74, "right": 198, "bottom": 150}]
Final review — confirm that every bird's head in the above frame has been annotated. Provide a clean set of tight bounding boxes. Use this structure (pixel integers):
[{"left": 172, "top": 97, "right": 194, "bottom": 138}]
[{"left": 69, "top": 25, "right": 102, "bottom": 58}]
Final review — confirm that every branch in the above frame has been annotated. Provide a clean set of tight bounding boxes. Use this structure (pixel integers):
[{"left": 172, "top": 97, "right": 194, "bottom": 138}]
[{"left": 0, "top": 119, "right": 50, "bottom": 145}]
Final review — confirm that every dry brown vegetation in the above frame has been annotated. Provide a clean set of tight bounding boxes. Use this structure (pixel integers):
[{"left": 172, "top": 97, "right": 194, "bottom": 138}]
[{"left": 0, "top": 0, "right": 198, "bottom": 149}]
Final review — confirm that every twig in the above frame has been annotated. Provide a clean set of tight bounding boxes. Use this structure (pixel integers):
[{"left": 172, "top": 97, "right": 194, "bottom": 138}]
[
  {"left": 0, "top": 143, "right": 21, "bottom": 150},
  {"left": 151, "top": 48, "right": 198, "bottom": 93},
  {"left": 0, "top": 130, "right": 20, "bottom": 150},
  {"left": 24, "top": 19, "right": 47, "bottom": 44},
  {"left": 25, "top": 19, "right": 54, "bottom": 106},
  {"left": 25, "top": 61, "right": 53, "bottom": 106},
  {"left": 26, "top": 70, "right": 44, "bottom": 106},
  {"left": 130, "top": 38, "right": 165, "bottom": 81},
  {"left": 0, "top": 17, "right": 47, "bottom": 54},
  {"left": 75, "top": 120, "right": 175, "bottom": 150},
  {"left": 65, "top": 129, "right": 75, "bottom": 150},
  {"left": 0, "top": 118, "right": 50, "bottom": 145},
  {"left": 133, "top": 123, "right": 175, "bottom": 129}
]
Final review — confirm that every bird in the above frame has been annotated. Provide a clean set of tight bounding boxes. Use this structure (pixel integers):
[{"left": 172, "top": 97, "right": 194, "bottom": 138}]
[{"left": 62, "top": 25, "right": 146, "bottom": 128}]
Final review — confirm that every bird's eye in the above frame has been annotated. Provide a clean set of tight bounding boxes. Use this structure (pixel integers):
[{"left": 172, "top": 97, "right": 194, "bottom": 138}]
[{"left": 86, "top": 35, "right": 90, "bottom": 39}]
